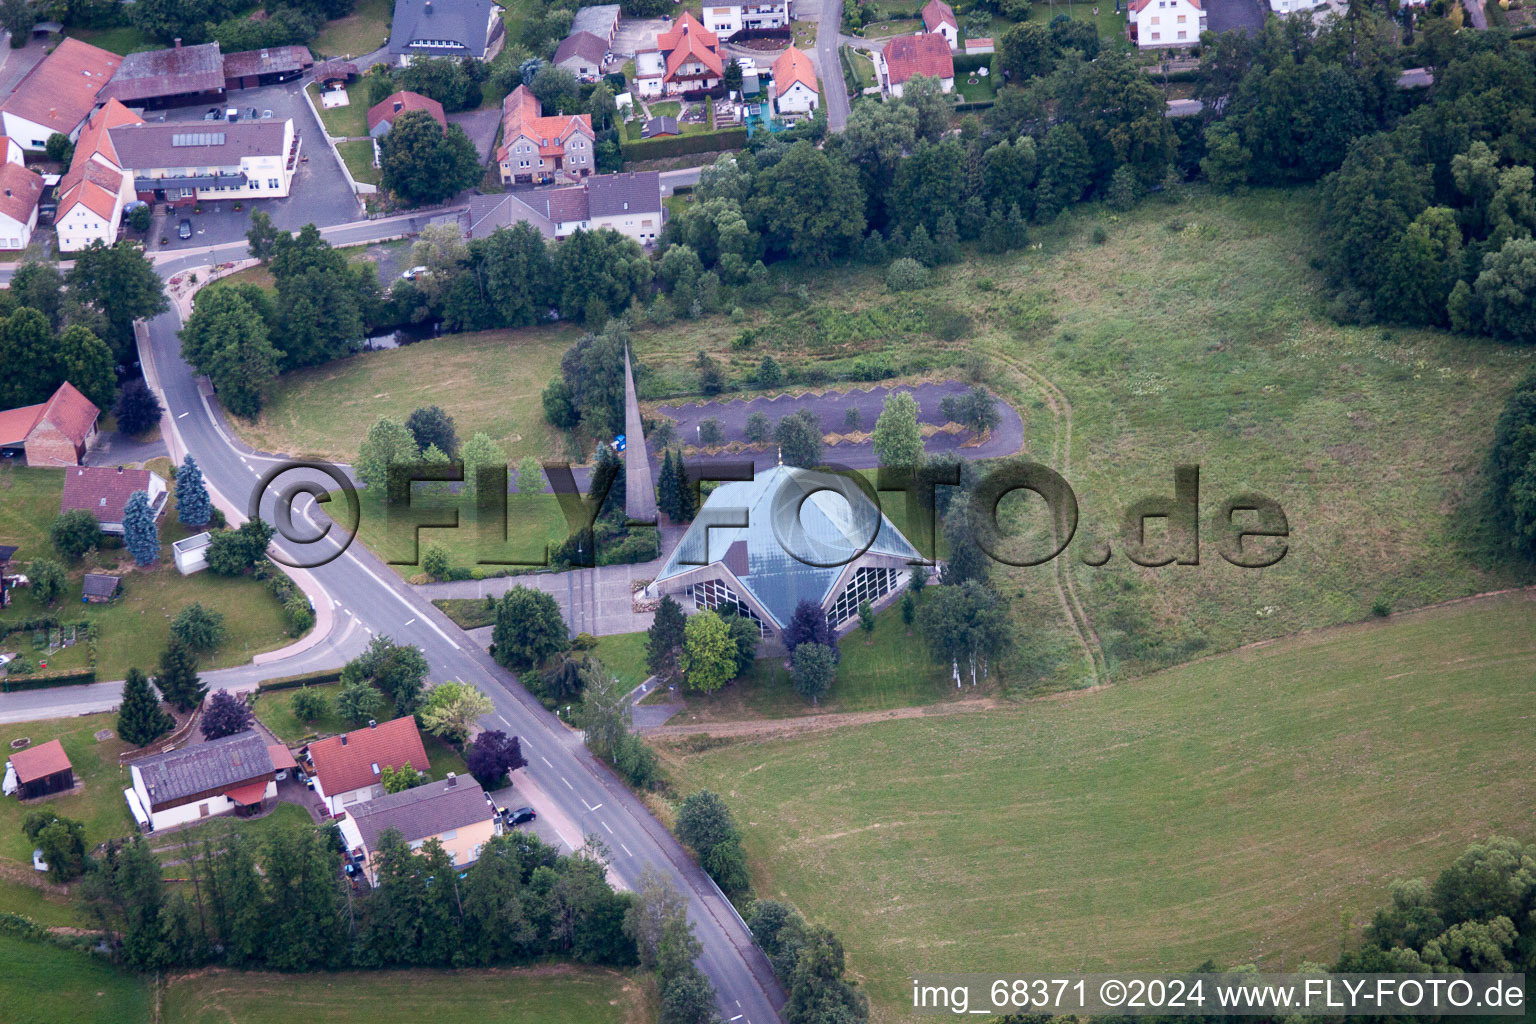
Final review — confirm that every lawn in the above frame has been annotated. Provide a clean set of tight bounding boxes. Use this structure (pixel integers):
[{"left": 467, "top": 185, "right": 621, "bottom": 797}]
[
  {"left": 860, "top": 17, "right": 922, "bottom": 35},
  {"left": 61, "top": 25, "right": 158, "bottom": 55},
  {"left": 147, "top": 802, "right": 316, "bottom": 865},
  {"left": 205, "top": 263, "right": 275, "bottom": 295},
  {"left": 327, "top": 490, "right": 574, "bottom": 580},
  {"left": 0, "top": 933, "right": 150, "bottom": 1024},
  {"left": 1023, "top": 0, "right": 1131, "bottom": 50},
  {"left": 496, "top": 0, "right": 541, "bottom": 43},
  {"left": 591, "top": 631, "right": 648, "bottom": 690},
  {"left": 843, "top": 47, "right": 878, "bottom": 91},
  {"left": 162, "top": 963, "right": 648, "bottom": 1024},
  {"left": 337, "top": 137, "right": 382, "bottom": 186},
  {"left": 955, "top": 70, "right": 997, "bottom": 102},
  {"left": 235, "top": 326, "right": 576, "bottom": 464},
  {"left": 307, "top": 80, "right": 372, "bottom": 139},
  {"left": 647, "top": 101, "right": 682, "bottom": 119},
  {"left": 311, "top": 0, "right": 394, "bottom": 57},
  {"left": 663, "top": 590, "right": 1536, "bottom": 1022},
  {"left": 252, "top": 682, "right": 470, "bottom": 780},
  {"left": 0, "top": 465, "right": 294, "bottom": 681}
]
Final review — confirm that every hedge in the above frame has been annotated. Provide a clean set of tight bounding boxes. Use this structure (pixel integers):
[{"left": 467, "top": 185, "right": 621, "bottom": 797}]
[
  {"left": 1, "top": 669, "right": 96, "bottom": 693},
  {"left": 257, "top": 668, "right": 344, "bottom": 692},
  {"left": 621, "top": 126, "right": 748, "bottom": 160},
  {"left": 953, "top": 53, "right": 994, "bottom": 74},
  {"left": 954, "top": 99, "right": 996, "bottom": 112}
]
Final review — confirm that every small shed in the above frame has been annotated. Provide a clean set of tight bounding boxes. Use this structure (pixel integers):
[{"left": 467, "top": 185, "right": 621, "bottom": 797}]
[
  {"left": 8, "top": 740, "right": 75, "bottom": 799},
  {"left": 173, "top": 532, "right": 211, "bottom": 575},
  {"left": 82, "top": 573, "right": 120, "bottom": 602},
  {"left": 642, "top": 115, "right": 679, "bottom": 138}
]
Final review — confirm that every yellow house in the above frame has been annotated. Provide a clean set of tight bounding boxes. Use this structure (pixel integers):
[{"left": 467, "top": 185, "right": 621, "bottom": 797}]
[{"left": 340, "top": 774, "right": 498, "bottom": 884}]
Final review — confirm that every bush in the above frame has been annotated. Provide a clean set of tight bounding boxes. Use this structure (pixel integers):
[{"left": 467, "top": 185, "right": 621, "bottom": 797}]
[
  {"left": 170, "top": 602, "right": 226, "bottom": 651},
  {"left": 421, "top": 544, "right": 451, "bottom": 581},
  {"left": 698, "top": 417, "right": 724, "bottom": 446},
  {"left": 886, "top": 257, "right": 929, "bottom": 292},
  {"left": 50, "top": 510, "right": 103, "bottom": 562},
  {"left": 290, "top": 686, "right": 330, "bottom": 722}
]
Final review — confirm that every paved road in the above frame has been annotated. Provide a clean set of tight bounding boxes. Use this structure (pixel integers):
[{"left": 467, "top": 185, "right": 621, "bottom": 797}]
[
  {"left": 816, "top": 0, "right": 853, "bottom": 130},
  {"left": 0, "top": 223, "right": 786, "bottom": 1024}
]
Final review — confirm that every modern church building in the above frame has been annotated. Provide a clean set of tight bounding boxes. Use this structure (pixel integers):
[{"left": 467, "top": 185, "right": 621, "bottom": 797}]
[{"left": 644, "top": 464, "right": 924, "bottom": 653}]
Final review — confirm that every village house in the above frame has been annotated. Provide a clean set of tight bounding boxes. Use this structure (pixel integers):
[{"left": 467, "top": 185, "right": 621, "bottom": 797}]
[
  {"left": 388, "top": 0, "right": 504, "bottom": 65},
  {"left": 367, "top": 90, "right": 446, "bottom": 137},
  {"left": 496, "top": 85, "right": 594, "bottom": 185},
  {"left": 553, "top": 31, "right": 609, "bottom": 81},
  {"left": 0, "top": 37, "right": 120, "bottom": 150},
  {"left": 59, "top": 466, "right": 168, "bottom": 536},
  {"left": 1129, "top": 0, "right": 1206, "bottom": 48},
  {"left": 4, "top": 740, "right": 75, "bottom": 800},
  {"left": 112, "top": 119, "right": 300, "bottom": 206},
  {"left": 634, "top": 13, "right": 725, "bottom": 98},
  {"left": 339, "top": 773, "right": 497, "bottom": 885},
  {"left": 126, "top": 732, "right": 276, "bottom": 832},
  {"left": 0, "top": 136, "right": 44, "bottom": 252},
  {"left": 771, "top": 45, "right": 819, "bottom": 115},
  {"left": 702, "top": 0, "right": 792, "bottom": 36},
  {"left": 0, "top": 382, "right": 99, "bottom": 466},
  {"left": 921, "top": 0, "right": 960, "bottom": 50},
  {"left": 306, "top": 716, "right": 430, "bottom": 816},
  {"left": 465, "top": 170, "right": 664, "bottom": 245},
  {"left": 54, "top": 99, "right": 141, "bottom": 253},
  {"left": 100, "top": 41, "right": 226, "bottom": 109},
  {"left": 878, "top": 33, "right": 955, "bottom": 96}
]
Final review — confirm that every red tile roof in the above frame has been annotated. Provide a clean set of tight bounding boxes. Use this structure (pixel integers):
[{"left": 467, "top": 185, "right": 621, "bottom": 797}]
[
  {"left": 0, "top": 38, "right": 120, "bottom": 137},
  {"left": 59, "top": 466, "right": 160, "bottom": 524},
  {"left": 657, "top": 12, "right": 718, "bottom": 50},
  {"left": 56, "top": 99, "right": 139, "bottom": 225},
  {"left": 497, "top": 85, "right": 593, "bottom": 162},
  {"left": 0, "top": 159, "right": 42, "bottom": 228},
  {"left": 10, "top": 739, "right": 72, "bottom": 784},
  {"left": 367, "top": 90, "right": 446, "bottom": 133},
  {"left": 267, "top": 744, "right": 298, "bottom": 771},
  {"left": 771, "top": 45, "right": 818, "bottom": 95},
  {"left": 224, "top": 780, "right": 270, "bottom": 805},
  {"left": 0, "top": 382, "right": 100, "bottom": 448},
  {"left": 882, "top": 33, "right": 955, "bottom": 86},
  {"left": 663, "top": 18, "right": 725, "bottom": 80},
  {"left": 308, "top": 717, "right": 429, "bottom": 796},
  {"left": 922, "top": 0, "right": 958, "bottom": 30}
]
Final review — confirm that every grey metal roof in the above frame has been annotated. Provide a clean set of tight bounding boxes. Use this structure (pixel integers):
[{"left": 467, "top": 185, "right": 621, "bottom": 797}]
[
  {"left": 555, "top": 31, "right": 607, "bottom": 66},
  {"left": 586, "top": 170, "right": 662, "bottom": 217},
  {"left": 570, "top": 4, "right": 620, "bottom": 37},
  {"left": 110, "top": 121, "right": 287, "bottom": 169},
  {"left": 221, "top": 45, "right": 313, "bottom": 80},
  {"left": 134, "top": 731, "right": 273, "bottom": 806},
  {"left": 102, "top": 43, "right": 224, "bottom": 102},
  {"left": 389, "top": 0, "right": 495, "bottom": 57},
  {"left": 654, "top": 465, "right": 921, "bottom": 628},
  {"left": 81, "top": 573, "right": 119, "bottom": 598},
  {"left": 347, "top": 775, "right": 494, "bottom": 852}
]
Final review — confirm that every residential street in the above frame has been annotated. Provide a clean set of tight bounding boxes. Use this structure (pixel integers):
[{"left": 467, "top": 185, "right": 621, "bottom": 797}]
[{"left": 817, "top": 0, "right": 853, "bottom": 130}]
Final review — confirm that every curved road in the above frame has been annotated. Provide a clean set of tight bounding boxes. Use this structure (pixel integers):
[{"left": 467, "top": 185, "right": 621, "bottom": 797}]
[{"left": 1, "top": 220, "right": 785, "bottom": 1024}]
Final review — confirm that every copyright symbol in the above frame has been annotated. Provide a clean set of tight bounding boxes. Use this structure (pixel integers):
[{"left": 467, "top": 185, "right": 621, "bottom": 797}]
[
  {"left": 1100, "top": 980, "right": 1127, "bottom": 1007},
  {"left": 247, "top": 460, "right": 360, "bottom": 569}
]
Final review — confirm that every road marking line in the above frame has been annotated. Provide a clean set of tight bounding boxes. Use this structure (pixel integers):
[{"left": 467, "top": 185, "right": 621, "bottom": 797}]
[
  {"left": 498, "top": 715, "right": 512, "bottom": 728},
  {"left": 589, "top": 803, "right": 602, "bottom": 811},
  {"left": 561, "top": 777, "right": 573, "bottom": 790},
  {"left": 403, "top": 617, "right": 416, "bottom": 626},
  {"left": 601, "top": 820, "right": 612, "bottom": 834},
  {"left": 342, "top": 552, "right": 461, "bottom": 650},
  {"left": 620, "top": 843, "right": 632, "bottom": 856},
  {"left": 540, "top": 756, "right": 552, "bottom": 767},
  {"left": 177, "top": 411, "right": 190, "bottom": 418}
]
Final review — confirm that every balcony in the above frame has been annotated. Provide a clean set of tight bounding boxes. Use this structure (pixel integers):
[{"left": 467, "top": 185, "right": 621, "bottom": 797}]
[{"left": 286, "top": 132, "right": 303, "bottom": 172}]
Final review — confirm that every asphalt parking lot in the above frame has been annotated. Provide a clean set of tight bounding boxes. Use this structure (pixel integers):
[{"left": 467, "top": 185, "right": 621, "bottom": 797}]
[{"left": 144, "top": 78, "right": 361, "bottom": 253}]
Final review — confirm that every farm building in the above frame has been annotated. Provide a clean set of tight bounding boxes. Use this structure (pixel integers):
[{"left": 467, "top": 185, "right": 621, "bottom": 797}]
[{"left": 127, "top": 731, "right": 276, "bottom": 832}]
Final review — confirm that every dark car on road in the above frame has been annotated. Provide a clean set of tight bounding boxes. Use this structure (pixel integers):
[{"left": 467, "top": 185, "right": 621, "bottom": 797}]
[
  {"left": 503, "top": 806, "right": 536, "bottom": 826},
  {"left": 177, "top": 218, "right": 193, "bottom": 240}
]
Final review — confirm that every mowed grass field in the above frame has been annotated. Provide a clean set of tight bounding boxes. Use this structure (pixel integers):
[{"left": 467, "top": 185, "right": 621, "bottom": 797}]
[
  {"left": 663, "top": 590, "right": 1536, "bottom": 1022},
  {"left": 239, "top": 326, "right": 579, "bottom": 464},
  {"left": 161, "top": 964, "right": 649, "bottom": 1024},
  {"left": 0, "top": 934, "right": 149, "bottom": 1024}
]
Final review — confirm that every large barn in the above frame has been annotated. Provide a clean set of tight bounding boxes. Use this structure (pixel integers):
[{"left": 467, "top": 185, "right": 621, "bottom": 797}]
[{"left": 644, "top": 464, "right": 924, "bottom": 653}]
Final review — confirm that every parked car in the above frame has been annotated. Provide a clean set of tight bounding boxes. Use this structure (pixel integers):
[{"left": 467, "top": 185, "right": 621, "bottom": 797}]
[
  {"left": 504, "top": 806, "right": 536, "bottom": 826},
  {"left": 178, "top": 218, "right": 193, "bottom": 240},
  {"left": 203, "top": 109, "right": 220, "bottom": 121},
  {"left": 247, "top": 107, "right": 258, "bottom": 120},
  {"left": 401, "top": 265, "right": 429, "bottom": 281},
  {"left": 262, "top": 108, "right": 274, "bottom": 119}
]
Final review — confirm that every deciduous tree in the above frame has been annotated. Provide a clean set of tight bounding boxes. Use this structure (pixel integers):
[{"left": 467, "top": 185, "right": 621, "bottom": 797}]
[{"left": 200, "top": 689, "right": 254, "bottom": 740}]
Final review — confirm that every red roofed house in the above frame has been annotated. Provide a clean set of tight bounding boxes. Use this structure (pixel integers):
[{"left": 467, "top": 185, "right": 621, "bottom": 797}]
[
  {"left": 54, "top": 98, "right": 141, "bottom": 253},
  {"left": 878, "top": 33, "right": 954, "bottom": 97},
  {"left": 0, "top": 136, "right": 44, "bottom": 251},
  {"left": 6, "top": 740, "right": 75, "bottom": 800},
  {"left": 921, "top": 0, "right": 959, "bottom": 50},
  {"left": 0, "top": 37, "right": 121, "bottom": 150},
  {"left": 368, "top": 90, "right": 446, "bottom": 137},
  {"left": 497, "top": 85, "right": 595, "bottom": 185},
  {"left": 1129, "top": 0, "right": 1205, "bottom": 48},
  {"left": 0, "top": 382, "right": 100, "bottom": 467},
  {"left": 771, "top": 45, "right": 819, "bottom": 115},
  {"left": 635, "top": 12, "right": 725, "bottom": 98},
  {"left": 59, "top": 465, "right": 169, "bottom": 535},
  {"left": 306, "top": 716, "right": 430, "bottom": 816}
]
